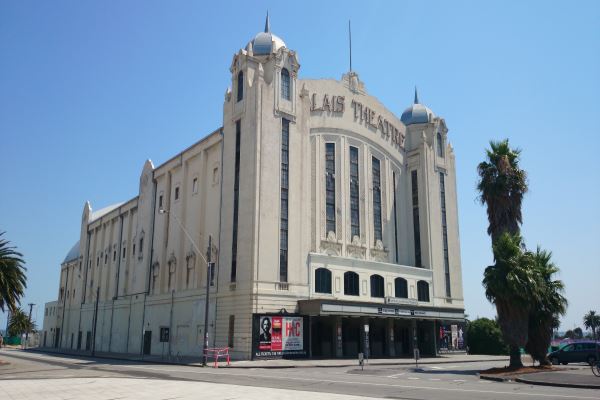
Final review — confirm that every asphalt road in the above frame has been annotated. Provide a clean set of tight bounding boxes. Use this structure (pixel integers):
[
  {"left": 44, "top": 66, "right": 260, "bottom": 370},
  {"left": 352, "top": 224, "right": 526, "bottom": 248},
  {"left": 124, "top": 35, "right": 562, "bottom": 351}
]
[{"left": 1, "top": 349, "right": 598, "bottom": 400}]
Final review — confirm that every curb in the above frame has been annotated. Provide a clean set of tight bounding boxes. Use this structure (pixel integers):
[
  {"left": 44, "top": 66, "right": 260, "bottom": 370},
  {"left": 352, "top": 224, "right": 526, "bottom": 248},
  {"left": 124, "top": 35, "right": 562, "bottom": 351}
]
[
  {"left": 515, "top": 376, "right": 600, "bottom": 390},
  {"left": 479, "top": 374, "right": 512, "bottom": 382},
  {"left": 227, "top": 358, "right": 506, "bottom": 369}
]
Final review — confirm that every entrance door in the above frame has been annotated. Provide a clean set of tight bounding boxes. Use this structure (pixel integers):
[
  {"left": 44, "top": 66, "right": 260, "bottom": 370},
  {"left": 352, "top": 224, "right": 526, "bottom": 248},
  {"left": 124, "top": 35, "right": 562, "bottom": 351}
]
[{"left": 143, "top": 331, "right": 152, "bottom": 355}]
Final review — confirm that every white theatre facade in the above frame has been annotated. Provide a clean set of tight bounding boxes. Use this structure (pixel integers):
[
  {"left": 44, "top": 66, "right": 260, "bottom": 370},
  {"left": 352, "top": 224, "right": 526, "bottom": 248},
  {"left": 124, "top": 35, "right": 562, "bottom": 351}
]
[{"left": 45, "top": 17, "right": 465, "bottom": 360}]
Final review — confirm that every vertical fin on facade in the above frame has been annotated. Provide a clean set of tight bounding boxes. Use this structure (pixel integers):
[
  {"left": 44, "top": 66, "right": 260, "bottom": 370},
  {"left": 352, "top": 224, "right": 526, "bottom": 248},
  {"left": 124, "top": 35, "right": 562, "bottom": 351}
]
[{"left": 414, "top": 86, "right": 419, "bottom": 104}]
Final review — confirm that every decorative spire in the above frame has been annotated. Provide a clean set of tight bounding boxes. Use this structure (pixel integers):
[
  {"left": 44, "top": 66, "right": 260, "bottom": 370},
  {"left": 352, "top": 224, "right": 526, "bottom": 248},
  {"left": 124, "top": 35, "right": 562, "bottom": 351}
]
[
  {"left": 414, "top": 86, "right": 419, "bottom": 104},
  {"left": 264, "top": 11, "right": 270, "bottom": 33}
]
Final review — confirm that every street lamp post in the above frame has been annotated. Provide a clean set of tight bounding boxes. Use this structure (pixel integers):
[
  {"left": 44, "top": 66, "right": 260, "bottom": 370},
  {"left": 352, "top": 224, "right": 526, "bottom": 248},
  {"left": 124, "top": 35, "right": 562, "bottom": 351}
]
[
  {"left": 159, "top": 208, "right": 213, "bottom": 366},
  {"left": 25, "top": 303, "right": 35, "bottom": 348}
]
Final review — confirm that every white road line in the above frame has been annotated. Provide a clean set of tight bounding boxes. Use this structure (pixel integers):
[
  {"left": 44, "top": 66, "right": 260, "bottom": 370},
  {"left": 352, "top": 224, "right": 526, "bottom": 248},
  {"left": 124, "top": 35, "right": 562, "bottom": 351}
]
[
  {"left": 429, "top": 366, "right": 444, "bottom": 370},
  {"left": 429, "top": 378, "right": 441, "bottom": 381},
  {"left": 453, "top": 379, "right": 466, "bottom": 382},
  {"left": 386, "top": 372, "right": 405, "bottom": 378},
  {"left": 407, "top": 377, "right": 420, "bottom": 380},
  {"left": 117, "top": 364, "right": 599, "bottom": 399}
]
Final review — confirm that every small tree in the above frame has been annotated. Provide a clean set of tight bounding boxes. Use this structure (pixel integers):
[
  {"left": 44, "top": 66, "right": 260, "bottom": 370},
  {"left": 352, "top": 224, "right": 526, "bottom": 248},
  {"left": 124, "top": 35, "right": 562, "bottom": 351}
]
[
  {"left": 525, "top": 247, "right": 567, "bottom": 365},
  {"left": 573, "top": 327, "right": 583, "bottom": 339},
  {"left": 584, "top": 310, "right": 600, "bottom": 340},
  {"left": 8, "top": 308, "right": 35, "bottom": 337},
  {"left": 466, "top": 318, "right": 508, "bottom": 355}
]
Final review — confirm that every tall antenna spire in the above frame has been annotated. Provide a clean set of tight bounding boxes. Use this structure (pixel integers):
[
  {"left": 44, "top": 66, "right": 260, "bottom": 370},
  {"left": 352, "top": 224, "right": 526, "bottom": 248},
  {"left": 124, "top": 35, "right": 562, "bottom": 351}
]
[
  {"left": 265, "top": 11, "right": 271, "bottom": 33},
  {"left": 349, "top": 20, "right": 353, "bottom": 72},
  {"left": 414, "top": 86, "right": 419, "bottom": 104}
]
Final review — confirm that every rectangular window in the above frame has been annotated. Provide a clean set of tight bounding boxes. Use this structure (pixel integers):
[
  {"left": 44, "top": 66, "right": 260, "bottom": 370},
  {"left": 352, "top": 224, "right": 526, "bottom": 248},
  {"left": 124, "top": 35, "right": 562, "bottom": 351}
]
[
  {"left": 231, "top": 120, "right": 241, "bottom": 282},
  {"left": 113, "top": 250, "right": 116, "bottom": 262},
  {"left": 174, "top": 186, "right": 180, "bottom": 200},
  {"left": 411, "top": 170, "right": 422, "bottom": 267},
  {"left": 228, "top": 315, "right": 235, "bottom": 348},
  {"left": 440, "top": 173, "right": 451, "bottom": 297},
  {"left": 132, "top": 244, "right": 136, "bottom": 255},
  {"left": 372, "top": 157, "right": 383, "bottom": 242},
  {"left": 122, "top": 247, "right": 126, "bottom": 259},
  {"left": 192, "top": 177, "right": 198, "bottom": 194},
  {"left": 279, "top": 119, "right": 290, "bottom": 282},
  {"left": 159, "top": 194, "right": 163, "bottom": 209},
  {"left": 349, "top": 146, "right": 360, "bottom": 238},
  {"left": 325, "top": 143, "right": 336, "bottom": 234}
]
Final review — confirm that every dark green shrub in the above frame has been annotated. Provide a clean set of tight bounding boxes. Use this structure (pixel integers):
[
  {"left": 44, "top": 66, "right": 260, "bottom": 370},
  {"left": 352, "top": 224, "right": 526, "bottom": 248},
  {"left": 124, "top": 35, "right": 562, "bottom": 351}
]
[{"left": 466, "top": 317, "right": 509, "bottom": 355}]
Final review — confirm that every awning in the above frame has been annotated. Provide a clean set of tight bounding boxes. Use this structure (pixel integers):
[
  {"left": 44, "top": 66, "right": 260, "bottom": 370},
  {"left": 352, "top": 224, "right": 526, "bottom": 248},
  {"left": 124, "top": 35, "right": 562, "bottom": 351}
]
[{"left": 298, "top": 299, "right": 465, "bottom": 321}]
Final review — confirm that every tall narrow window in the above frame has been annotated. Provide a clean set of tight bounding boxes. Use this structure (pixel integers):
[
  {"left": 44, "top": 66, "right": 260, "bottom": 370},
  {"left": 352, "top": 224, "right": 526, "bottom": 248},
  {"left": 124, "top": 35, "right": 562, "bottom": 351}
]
[
  {"left": 344, "top": 271, "right": 359, "bottom": 296},
  {"left": 231, "top": 120, "right": 241, "bottom": 282},
  {"left": 281, "top": 68, "right": 291, "bottom": 100},
  {"left": 392, "top": 171, "right": 399, "bottom": 263},
  {"left": 349, "top": 146, "right": 360, "bottom": 238},
  {"left": 370, "top": 274, "right": 384, "bottom": 298},
  {"left": 315, "top": 268, "right": 332, "bottom": 294},
  {"left": 228, "top": 315, "right": 235, "bottom": 348},
  {"left": 437, "top": 132, "right": 444, "bottom": 157},
  {"left": 279, "top": 119, "right": 290, "bottom": 282},
  {"left": 236, "top": 71, "right": 244, "bottom": 102},
  {"left": 325, "top": 143, "right": 336, "bottom": 234},
  {"left": 411, "top": 170, "right": 422, "bottom": 267},
  {"left": 417, "top": 280, "right": 430, "bottom": 302},
  {"left": 372, "top": 157, "right": 382, "bottom": 242},
  {"left": 440, "top": 173, "right": 451, "bottom": 297},
  {"left": 394, "top": 277, "right": 408, "bottom": 298}
]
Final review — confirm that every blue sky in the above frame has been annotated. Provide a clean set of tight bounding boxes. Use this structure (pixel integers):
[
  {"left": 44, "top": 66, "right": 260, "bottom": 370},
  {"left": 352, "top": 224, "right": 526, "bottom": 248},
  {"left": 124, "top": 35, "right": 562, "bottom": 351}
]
[{"left": 1, "top": 1, "right": 598, "bottom": 332}]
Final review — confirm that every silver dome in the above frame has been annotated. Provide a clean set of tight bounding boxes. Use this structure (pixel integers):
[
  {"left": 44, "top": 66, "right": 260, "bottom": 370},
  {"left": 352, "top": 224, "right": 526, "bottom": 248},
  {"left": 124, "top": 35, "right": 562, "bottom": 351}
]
[
  {"left": 401, "top": 89, "right": 435, "bottom": 125},
  {"left": 63, "top": 240, "right": 80, "bottom": 264},
  {"left": 250, "top": 13, "right": 286, "bottom": 56}
]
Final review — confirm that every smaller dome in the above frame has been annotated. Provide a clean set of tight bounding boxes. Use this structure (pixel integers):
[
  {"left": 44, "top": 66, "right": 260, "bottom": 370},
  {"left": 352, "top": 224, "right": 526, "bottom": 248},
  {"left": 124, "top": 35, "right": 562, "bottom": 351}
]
[
  {"left": 401, "top": 88, "right": 435, "bottom": 126},
  {"left": 250, "top": 13, "right": 286, "bottom": 56},
  {"left": 63, "top": 240, "right": 80, "bottom": 264}
]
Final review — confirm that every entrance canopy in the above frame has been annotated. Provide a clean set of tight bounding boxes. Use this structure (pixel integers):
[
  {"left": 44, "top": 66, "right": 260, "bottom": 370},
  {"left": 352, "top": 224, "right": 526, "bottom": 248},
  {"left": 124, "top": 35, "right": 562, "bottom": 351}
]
[{"left": 298, "top": 299, "right": 464, "bottom": 321}]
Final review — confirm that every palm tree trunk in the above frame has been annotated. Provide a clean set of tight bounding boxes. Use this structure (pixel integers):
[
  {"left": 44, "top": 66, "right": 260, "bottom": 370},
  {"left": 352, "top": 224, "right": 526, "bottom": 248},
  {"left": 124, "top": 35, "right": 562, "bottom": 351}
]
[{"left": 510, "top": 345, "right": 523, "bottom": 368}]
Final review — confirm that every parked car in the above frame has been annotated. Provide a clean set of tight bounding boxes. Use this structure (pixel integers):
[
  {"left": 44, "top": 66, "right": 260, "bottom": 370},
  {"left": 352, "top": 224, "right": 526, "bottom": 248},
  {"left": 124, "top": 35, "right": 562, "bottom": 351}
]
[{"left": 547, "top": 341, "right": 600, "bottom": 365}]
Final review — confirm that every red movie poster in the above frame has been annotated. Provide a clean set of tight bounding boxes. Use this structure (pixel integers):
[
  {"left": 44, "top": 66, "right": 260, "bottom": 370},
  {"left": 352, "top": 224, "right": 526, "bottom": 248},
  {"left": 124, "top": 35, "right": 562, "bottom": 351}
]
[{"left": 271, "top": 317, "right": 283, "bottom": 351}]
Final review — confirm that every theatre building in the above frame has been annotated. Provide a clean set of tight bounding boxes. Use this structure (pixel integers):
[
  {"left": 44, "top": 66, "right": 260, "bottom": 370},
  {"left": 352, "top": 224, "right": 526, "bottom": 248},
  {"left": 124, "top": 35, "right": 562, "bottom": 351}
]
[{"left": 44, "top": 17, "right": 465, "bottom": 360}]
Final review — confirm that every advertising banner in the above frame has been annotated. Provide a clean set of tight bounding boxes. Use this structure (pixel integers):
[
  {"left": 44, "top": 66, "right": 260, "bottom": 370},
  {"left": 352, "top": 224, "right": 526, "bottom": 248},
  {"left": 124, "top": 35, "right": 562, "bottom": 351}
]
[{"left": 255, "top": 315, "right": 306, "bottom": 358}]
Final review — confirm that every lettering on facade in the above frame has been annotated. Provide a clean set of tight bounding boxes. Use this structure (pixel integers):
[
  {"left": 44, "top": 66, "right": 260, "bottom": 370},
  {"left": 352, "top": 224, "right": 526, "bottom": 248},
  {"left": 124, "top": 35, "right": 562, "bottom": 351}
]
[
  {"left": 351, "top": 100, "right": 405, "bottom": 148},
  {"left": 311, "top": 93, "right": 345, "bottom": 113},
  {"left": 309, "top": 93, "right": 405, "bottom": 150}
]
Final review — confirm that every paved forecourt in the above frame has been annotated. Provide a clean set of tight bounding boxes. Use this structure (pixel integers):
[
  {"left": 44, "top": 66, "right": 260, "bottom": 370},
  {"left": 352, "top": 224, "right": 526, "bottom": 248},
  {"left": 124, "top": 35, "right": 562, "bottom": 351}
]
[{"left": 1, "top": 349, "right": 599, "bottom": 400}]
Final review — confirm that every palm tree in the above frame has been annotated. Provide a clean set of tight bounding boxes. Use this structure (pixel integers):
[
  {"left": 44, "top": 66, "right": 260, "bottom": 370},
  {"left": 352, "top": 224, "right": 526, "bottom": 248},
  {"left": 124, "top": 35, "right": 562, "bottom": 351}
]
[
  {"left": 584, "top": 311, "right": 600, "bottom": 340},
  {"left": 477, "top": 139, "right": 528, "bottom": 244},
  {"left": 0, "top": 232, "right": 27, "bottom": 312},
  {"left": 525, "top": 247, "right": 567, "bottom": 365},
  {"left": 483, "top": 233, "right": 539, "bottom": 367},
  {"left": 8, "top": 308, "right": 34, "bottom": 337}
]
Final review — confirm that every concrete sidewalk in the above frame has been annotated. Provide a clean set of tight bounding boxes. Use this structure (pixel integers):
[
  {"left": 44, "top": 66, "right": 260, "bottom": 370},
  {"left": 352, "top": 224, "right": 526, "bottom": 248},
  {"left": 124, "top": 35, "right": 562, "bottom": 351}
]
[
  {"left": 515, "top": 369, "right": 600, "bottom": 390},
  {"left": 28, "top": 347, "right": 507, "bottom": 368}
]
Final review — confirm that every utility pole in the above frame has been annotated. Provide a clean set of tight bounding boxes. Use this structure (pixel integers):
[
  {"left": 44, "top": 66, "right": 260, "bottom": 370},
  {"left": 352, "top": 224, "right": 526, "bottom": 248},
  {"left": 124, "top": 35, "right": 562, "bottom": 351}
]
[
  {"left": 25, "top": 303, "right": 35, "bottom": 348},
  {"left": 202, "top": 235, "right": 212, "bottom": 367},
  {"left": 91, "top": 286, "right": 100, "bottom": 356}
]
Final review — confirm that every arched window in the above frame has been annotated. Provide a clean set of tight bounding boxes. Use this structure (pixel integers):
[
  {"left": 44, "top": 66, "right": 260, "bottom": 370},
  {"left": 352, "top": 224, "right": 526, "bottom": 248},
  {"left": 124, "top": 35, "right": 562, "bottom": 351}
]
[
  {"left": 281, "top": 68, "right": 291, "bottom": 100},
  {"left": 370, "top": 274, "right": 384, "bottom": 298},
  {"left": 437, "top": 132, "right": 444, "bottom": 157},
  {"left": 395, "top": 277, "right": 408, "bottom": 298},
  {"left": 315, "top": 268, "right": 332, "bottom": 294},
  {"left": 344, "top": 271, "right": 359, "bottom": 296},
  {"left": 417, "top": 280, "right": 430, "bottom": 302},
  {"left": 237, "top": 71, "right": 244, "bottom": 102}
]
